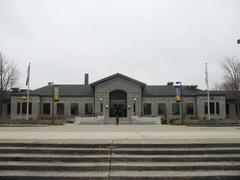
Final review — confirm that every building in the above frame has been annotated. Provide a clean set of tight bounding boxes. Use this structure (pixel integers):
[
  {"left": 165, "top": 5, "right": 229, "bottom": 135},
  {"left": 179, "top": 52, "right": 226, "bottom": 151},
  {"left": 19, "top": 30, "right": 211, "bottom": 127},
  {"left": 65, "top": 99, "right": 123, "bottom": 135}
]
[{"left": 10, "top": 73, "right": 233, "bottom": 123}]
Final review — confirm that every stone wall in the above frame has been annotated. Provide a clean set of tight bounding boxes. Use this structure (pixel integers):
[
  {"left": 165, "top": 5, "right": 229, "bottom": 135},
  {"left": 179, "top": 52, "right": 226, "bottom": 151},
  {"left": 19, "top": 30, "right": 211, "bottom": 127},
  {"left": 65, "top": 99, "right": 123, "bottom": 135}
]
[{"left": 94, "top": 77, "right": 142, "bottom": 118}]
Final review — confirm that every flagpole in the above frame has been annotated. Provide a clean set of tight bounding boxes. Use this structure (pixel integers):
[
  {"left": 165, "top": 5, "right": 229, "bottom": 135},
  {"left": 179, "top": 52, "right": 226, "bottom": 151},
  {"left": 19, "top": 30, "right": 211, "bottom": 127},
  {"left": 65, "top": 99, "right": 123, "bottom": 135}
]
[
  {"left": 26, "top": 63, "right": 31, "bottom": 120},
  {"left": 205, "top": 62, "right": 210, "bottom": 120}
]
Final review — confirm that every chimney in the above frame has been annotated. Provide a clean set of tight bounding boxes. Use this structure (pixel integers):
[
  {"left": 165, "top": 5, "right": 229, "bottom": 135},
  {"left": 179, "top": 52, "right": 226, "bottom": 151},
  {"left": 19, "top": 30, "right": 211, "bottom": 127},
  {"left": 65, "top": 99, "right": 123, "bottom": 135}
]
[{"left": 84, "top": 73, "right": 89, "bottom": 85}]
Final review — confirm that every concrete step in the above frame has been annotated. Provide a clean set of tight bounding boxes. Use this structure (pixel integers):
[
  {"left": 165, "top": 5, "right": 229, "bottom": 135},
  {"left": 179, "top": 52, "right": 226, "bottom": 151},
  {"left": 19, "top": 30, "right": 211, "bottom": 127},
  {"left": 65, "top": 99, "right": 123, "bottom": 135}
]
[
  {"left": 110, "top": 170, "right": 240, "bottom": 180},
  {"left": 111, "top": 154, "right": 240, "bottom": 162},
  {"left": 2, "top": 154, "right": 240, "bottom": 162},
  {"left": 0, "top": 170, "right": 108, "bottom": 180},
  {"left": 112, "top": 147, "right": 240, "bottom": 155},
  {"left": 0, "top": 143, "right": 110, "bottom": 148},
  {"left": 0, "top": 161, "right": 109, "bottom": 171},
  {"left": 0, "top": 154, "right": 109, "bottom": 162},
  {"left": 1, "top": 146, "right": 239, "bottom": 155},
  {"left": 112, "top": 143, "right": 240, "bottom": 148},
  {"left": 110, "top": 162, "right": 240, "bottom": 171},
  {"left": 1, "top": 142, "right": 240, "bottom": 148},
  {"left": 0, "top": 143, "right": 240, "bottom": 179},
  {"left": 0, "top": 147, "right": 109, "bottom": 154},
  {"left": 1, "top": 161, "right": 239, "bottom": 172}
]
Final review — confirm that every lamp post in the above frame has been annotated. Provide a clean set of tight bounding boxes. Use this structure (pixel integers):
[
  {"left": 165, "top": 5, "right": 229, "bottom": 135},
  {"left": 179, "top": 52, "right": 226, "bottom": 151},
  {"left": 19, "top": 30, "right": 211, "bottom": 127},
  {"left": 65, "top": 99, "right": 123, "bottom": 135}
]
[
  {"left": 176, "top": 82, "right": 183, "bottom": 125},
  {"left": 128, "top": 105, "right": 131, "bottom": 124},
  {"left": 133, "top": 98, "right": 136, "bottom": 115},
  {"left": 48, "top": 82, "right": 54, "bottom": 125},
  {"left": 99, "top": 98, "right": 103, "bottom": 115},
  {"left": 105, "top": 105, "right": 108, "bottom": 124}
]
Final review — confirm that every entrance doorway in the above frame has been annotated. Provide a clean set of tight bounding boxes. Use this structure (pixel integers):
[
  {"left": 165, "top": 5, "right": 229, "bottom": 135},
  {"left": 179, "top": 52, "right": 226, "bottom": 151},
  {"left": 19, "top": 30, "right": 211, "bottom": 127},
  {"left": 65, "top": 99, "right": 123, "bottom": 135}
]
[{"left": 109, "top": 90, "right": 127, "bottom": 117}]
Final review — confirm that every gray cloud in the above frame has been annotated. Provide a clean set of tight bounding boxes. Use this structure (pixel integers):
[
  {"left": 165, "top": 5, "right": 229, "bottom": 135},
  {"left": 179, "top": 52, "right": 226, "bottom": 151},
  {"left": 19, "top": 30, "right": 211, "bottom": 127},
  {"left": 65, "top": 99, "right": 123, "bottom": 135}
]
[{"left": 0, "top": 0, "right": 240, "bottom": 89}]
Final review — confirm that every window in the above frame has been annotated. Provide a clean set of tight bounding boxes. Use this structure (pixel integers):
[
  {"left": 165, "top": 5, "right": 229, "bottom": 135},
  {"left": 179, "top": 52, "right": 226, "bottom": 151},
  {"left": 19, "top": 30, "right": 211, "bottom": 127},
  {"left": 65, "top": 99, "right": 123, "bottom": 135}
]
[
  {"left": 143, "top": 103, "right": 151, "bottom": 115},
  {"left": 172, "top": 103, "right": 180, "bottom": 115},
  {"left": 57, "top": 103, "right": 64, "bottom": 115},
  {"left": 210, "top": 102, "right": 215, "bottom": 114},
  {"left": 29, "top": 103, "right": 32, "bottom": 114},
  {"left": 43, "top": 103, "right": 50, "bottom": 115},
  {"left": 21, "top": 102, "right": 32, "bottom": 115},
  {"left": 236, "top": 104, "right": 238, "bottom": 114},
  {"left": 205, "top": 102, "right": 215, "bottom": 114},
  {"left": 204, "top": 102, "right": 208, "bottom": 114},
  {"left": 158, "top": 103, "right": 165, "bottom": 115},
  {"left": 7, "top": 104, "right": 11, "bottom": 115},
  {"left": 85, "top": 103, "right": 93, "bottom": 115},
  {"left": 71, "top": 103, "right": 78, "bottom": 115},
  {"left": 17, "top": 102, "right": 20, "bottom": 114},
  {"left": 186, "top": 103, "right": 194, "bottom": 115},
  {"left": 216, "top": 102, "right": 220, "bottom": 114},
  {"left": 226, "top": 104, "right": 229, "bottom": 115},
  {"left": 100, "top": 102, "right": 103, "bottom": 114},
  {"left": 22, "top": 103, "right": 27, "bottom": 114}
]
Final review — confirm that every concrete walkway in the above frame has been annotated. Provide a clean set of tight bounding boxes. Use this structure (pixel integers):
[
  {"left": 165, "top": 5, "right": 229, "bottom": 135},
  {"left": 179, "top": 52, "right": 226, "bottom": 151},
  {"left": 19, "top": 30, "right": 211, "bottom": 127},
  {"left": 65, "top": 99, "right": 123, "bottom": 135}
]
[{"left": 0, "top": 124, "right": 239, "bottom": 143}]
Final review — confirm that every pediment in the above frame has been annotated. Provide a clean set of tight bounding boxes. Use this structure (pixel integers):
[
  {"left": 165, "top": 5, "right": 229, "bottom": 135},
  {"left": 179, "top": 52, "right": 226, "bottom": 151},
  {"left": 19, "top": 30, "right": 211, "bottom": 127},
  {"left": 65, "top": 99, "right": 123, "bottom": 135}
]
[{"left": 90, "top": 73, "right": 146, "bottom": 87}]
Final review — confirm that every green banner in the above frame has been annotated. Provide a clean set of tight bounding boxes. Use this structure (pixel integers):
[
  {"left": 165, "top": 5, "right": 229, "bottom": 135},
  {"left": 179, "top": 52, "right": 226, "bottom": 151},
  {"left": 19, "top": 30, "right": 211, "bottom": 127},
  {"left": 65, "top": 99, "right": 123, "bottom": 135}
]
[{"left": 53, "top": 86, "right": 59, "bottom": 101}]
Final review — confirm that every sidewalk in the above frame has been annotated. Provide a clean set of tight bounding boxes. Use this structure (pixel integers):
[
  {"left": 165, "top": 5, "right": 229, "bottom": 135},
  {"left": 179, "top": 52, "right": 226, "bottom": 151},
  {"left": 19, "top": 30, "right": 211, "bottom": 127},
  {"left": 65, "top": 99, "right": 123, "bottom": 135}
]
[{"left": 0, "top": 124, "right": 239, "bottom": 142}]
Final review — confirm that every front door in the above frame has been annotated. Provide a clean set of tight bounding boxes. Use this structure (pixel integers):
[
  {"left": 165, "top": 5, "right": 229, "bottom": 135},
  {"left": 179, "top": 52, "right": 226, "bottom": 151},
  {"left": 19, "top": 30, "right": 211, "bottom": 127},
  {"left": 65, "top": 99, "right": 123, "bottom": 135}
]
[{"left": 109, "top": 90, "right": 127, "bottom": 117}]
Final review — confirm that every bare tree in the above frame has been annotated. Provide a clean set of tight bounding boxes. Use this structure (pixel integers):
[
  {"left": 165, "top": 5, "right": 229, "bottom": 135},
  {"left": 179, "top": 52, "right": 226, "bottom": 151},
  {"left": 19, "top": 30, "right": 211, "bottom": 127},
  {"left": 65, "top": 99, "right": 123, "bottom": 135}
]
[
  {"left": 221, "top": 56, "right": 240, "bottom": 91},
  {"left": 0, "top": 52, "right": 20, "bottom": 116}
]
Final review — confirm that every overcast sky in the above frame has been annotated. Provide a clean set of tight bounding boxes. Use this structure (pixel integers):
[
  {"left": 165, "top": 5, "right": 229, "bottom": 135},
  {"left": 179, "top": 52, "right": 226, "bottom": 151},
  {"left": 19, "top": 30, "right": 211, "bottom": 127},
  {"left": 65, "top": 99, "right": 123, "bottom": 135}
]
[{"left": 0, "top": 0, "right": 240, "bottom": 90}]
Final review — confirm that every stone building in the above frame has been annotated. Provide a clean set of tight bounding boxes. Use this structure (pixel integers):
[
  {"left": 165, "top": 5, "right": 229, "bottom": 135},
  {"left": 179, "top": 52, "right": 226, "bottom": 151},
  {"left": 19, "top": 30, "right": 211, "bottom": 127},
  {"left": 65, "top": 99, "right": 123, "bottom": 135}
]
[{"left": 10, "top": 73, "right": 231, "bottom": 123}]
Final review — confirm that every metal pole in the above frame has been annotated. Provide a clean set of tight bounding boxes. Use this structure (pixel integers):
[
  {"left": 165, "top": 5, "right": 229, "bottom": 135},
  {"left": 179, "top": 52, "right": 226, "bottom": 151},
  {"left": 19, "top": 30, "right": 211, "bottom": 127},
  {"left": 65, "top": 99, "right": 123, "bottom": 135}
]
[
  {"left": 52, "top": 84, "right": 54, "bottom": 125},
  {"left": 0, "top": 55, "right": 2, "bottom": 119},
  {"left": 26, "top": 63, "right": 30, "bottom": 120},
  {"left": 205, "top": 63, "right": 210, "bottom": 120},
  {"left": 180, "top": 83, "right": 183, "bottom": 125}
]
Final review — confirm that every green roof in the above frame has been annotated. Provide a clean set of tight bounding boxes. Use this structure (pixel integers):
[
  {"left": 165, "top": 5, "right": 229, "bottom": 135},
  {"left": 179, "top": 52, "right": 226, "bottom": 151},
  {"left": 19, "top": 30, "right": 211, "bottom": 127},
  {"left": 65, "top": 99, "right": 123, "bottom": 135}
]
[
  {"left": 143, "top": 85, "right": 224, "bottom": 97},
  {"left": 29, "top": 84, "right": 94, "bottom": 97},
  {"left": 224, "top": 91, "right": 240, "bottom": 100},
  {"left": 14, "top": 84, "right": 225, "bottom": 97}
]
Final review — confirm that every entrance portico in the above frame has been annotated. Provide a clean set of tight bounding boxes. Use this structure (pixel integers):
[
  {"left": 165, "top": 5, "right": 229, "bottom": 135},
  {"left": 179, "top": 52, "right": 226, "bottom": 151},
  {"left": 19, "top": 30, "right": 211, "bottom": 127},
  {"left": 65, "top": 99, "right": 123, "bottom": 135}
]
[{"left": 91, "top": 73, "right": 145, "bottom": 121}]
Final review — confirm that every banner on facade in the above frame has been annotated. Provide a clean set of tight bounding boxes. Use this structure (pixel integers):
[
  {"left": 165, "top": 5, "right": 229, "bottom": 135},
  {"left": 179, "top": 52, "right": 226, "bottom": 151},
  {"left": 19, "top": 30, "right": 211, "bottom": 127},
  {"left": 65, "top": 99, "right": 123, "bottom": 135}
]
[
  {"left": 53, "top": 86, "right": 59, "bottom": 102},
  {"left": 176, "top": 87, "right": 181, "bottom": 102}
]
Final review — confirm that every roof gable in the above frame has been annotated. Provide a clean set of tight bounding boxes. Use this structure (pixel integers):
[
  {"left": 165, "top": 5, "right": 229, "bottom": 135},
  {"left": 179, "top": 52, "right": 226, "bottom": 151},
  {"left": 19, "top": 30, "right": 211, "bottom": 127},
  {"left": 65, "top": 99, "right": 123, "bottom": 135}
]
[{"left": 90, "top": 73, "right": 146, "bottom": 87}]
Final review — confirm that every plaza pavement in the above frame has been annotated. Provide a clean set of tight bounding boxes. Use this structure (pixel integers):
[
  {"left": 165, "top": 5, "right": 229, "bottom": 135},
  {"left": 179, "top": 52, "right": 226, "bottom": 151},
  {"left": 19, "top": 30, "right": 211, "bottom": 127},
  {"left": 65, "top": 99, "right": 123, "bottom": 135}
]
[{"left": 0, "top": 124, "right": 239, "bottom": 144}]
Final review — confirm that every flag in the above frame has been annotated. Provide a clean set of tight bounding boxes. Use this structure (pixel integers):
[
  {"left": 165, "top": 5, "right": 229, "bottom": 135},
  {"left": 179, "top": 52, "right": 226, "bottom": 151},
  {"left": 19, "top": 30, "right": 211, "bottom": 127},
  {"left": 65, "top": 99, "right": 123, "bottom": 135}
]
[
  {"left": 26, "top": 63, "right": 31, "bottom": 86},
  {"left": 176, "top": 87, "right": 181, "bottom": 102},
  {"left": 53, "top": 86, "right": 59, "bottom": 101}
]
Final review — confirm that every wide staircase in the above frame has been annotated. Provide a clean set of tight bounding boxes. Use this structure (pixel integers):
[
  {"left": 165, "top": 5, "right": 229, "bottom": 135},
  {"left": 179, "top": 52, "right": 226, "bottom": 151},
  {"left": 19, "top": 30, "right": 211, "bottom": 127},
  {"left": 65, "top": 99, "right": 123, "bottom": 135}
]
[{"left": 0, "top": 142, "right": 239, "bottom": 179}]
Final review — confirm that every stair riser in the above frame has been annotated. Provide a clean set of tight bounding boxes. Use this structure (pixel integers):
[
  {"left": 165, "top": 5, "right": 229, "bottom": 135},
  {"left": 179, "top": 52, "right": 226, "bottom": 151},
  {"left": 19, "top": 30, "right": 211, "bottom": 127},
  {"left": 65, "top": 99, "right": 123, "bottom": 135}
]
[
  {"left": 1, "top": 157, "right": 240, "bottom": 162},
  {"left": 2, "top": 165, "right": 238, "bottom": 171},
  {"left": 110, "top": 165, "right": 240, "bottom": 171},
  {"left": 111, "top": 157, "right": 240, "bottom": 162},
  {"left": 110, "top": 176, "right": 240, "bottom": 180},
  {"left": 0, "top": 157, "right": 109, "bottom": 162},
  {"left": 1, "top": 149, "right": 239, "bottom": 155},
  {"left": 0, "top": 149, "right": 109, "bottom": 154},
  {"left": 112, "top": 150, "right": 240, "bottom": 155},
  {"left": 0, "top": 144, "right": 110, "bottom": 148},
  {"left": 0, "top": 165, "right": 109, "bottom": 171},
  {"left": 0, "top": 176, "right": 106, "bottom": 180},
  {"left": 113, "top": 144, "right": 240, "bottom": 148},
  {"left": 0, "top": 143, "right": 240, "bottom": 149},
  {"left": 1, "top": 143, "right": 240, "bottom": 148}
]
